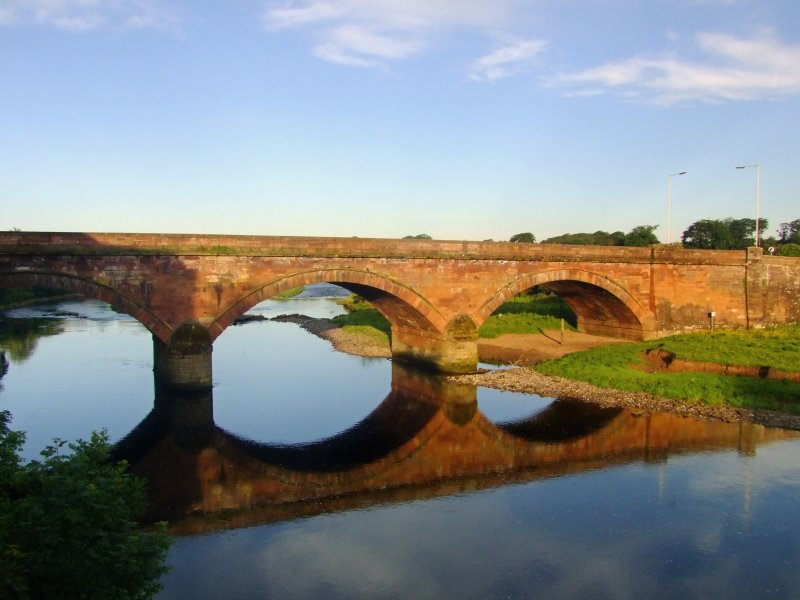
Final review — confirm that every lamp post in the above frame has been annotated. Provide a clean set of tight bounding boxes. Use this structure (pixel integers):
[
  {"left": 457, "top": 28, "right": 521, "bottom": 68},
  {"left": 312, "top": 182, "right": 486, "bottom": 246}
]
[
  {"left": 667, "top": 171, "right": 687, "bottom": 244},
  {"left": 736, "top": 163, "right": 761, "bottom": 247}
]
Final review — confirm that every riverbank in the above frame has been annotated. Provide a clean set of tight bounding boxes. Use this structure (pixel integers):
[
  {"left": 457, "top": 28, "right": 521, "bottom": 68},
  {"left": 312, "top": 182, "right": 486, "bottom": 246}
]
[
  {"left": 273, "top": 314, "right": 800, "bottom": 431},
  {"left": 449, "top": 367, "right": 800, "bottom": 431}
]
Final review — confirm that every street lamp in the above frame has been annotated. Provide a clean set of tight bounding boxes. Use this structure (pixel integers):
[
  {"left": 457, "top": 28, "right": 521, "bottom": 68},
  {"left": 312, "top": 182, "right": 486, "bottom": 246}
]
[
  {"left": 736, "top": 163, "right": 761, "bottom": 247},
  {"left": 667, "top": 171, "right": 687, "bottom": 244}
]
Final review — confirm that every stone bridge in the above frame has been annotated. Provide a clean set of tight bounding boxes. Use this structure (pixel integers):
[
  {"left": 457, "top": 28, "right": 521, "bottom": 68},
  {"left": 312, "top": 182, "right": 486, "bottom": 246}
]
[{"left": 1, "top": 232, "right": 799, "bottom": 387}]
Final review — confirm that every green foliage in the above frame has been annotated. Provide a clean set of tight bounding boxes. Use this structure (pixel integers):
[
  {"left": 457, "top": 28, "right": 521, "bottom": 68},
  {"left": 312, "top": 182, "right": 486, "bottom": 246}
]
[
  {"left": 479, "top": 290, "right": 577, "bottom": 338},
  {"left": 534, "top": 324, "right": 800, "bottom": 413},
  {"left": 332, "top": 295, "right": 391, "bottom": 342},
  {"left": 272, "top": 286, "right": 304, "bottom": 299},
  {"left": 776, "top": 243, "right": 800, "bottom": 257},
  {"left": 623, "top": 225, "right": 659, "bottom": 247},
  {"left": 541, "top": 230, "right": 625, "bottom": 246},
  {"left": 0, "top": 412, "right": 171, "bottom": 599},
  {"left": 402, "top": 234, "right": 432, "bottom": 240},
  {"left": 542, "top": 225, "right": 657, "bottom": 247},
  {"left": 681, "top": 217, "right": 768, "bottom": 249},
  {"left": 777, "top": 219, "right": 800, "bottom": 244},
  {"left": 509, "top": 232, "right": 536, "bottom": 243}
]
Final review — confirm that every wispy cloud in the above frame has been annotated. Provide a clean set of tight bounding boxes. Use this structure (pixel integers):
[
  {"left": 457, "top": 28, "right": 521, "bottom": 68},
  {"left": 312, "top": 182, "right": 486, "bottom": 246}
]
[
  {"left": 0, "top": 0, "right": 178, "bottom": 32},
  {"left": 556, "top": 30, "right": 800, "bottom": 105},
  {"left": 262, "top": 0, "right": 536, "bottom": 74},
  {"left": 470, "top": 39, "right": 546, "bottom": 82},
  {"left": 313, "top": 24, "right": 424, "bottom": 68}
]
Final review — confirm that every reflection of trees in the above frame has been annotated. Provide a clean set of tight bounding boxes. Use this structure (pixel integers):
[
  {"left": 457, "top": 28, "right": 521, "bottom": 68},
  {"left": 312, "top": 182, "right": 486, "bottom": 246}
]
[{"left": 0, "top": 317, "right": 64, "bottom": 363}]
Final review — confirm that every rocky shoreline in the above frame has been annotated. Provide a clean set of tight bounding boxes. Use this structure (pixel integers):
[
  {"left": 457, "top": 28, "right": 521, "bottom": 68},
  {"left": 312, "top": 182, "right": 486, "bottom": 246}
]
[
  {"left": 268, "top": 314, "right": 391, "bottom": 358},
  {"left": 259, "top": 314, "right": 800, "bottom": 431},
  {"left": 448, "top": 368, "right": 800, "bottom": 431}
]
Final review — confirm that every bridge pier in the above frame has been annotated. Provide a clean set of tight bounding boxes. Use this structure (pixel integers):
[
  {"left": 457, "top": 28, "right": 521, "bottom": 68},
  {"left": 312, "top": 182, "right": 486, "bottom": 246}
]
[
  {"left": 153, "top": 321, "right": 213, "bottom": 391},
  {"left": 391, "top": 315, "right": 479, "bottom": 374}
]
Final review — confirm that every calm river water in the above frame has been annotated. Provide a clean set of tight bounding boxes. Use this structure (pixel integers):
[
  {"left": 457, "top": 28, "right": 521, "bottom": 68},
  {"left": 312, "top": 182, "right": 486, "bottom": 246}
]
[{"left": 1, "top": 286, "right": 799, "bottom": 599}]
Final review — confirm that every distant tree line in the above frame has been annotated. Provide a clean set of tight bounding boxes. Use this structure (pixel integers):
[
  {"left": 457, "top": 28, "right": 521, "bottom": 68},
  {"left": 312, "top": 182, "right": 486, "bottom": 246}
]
[
  {"left": 408, "top": 218, "right": 800, "bottom": 255},
  {"left": 681, "top": 218, "right": 800, "bottom": 255},
  {"left": 681, "top": 217, "right": 766, "bottom": 249},
  {"left": 537, "top": 225, "right": 659, "bottom": 247}
]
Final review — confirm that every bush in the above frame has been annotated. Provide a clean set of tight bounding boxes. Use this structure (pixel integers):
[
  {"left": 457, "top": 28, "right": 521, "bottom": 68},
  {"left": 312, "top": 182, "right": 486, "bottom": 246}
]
[
  {"left": 0, "top": 411, "right": 170, "bottom": 599},
  {"left": 777, "top": 243, "right": 800, "bottom": 257}
]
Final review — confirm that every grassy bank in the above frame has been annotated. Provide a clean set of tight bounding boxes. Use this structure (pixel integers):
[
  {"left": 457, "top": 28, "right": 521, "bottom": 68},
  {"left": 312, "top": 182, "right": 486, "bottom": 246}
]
[
  {"left": 535, "top": 324, "right": 800, "bottom": 414},
  {"left": 478, "top": 292, "right": 576, "bottom": 338},
  {"left": 331, "top": 295, "right": 391, "bottom": 345}
]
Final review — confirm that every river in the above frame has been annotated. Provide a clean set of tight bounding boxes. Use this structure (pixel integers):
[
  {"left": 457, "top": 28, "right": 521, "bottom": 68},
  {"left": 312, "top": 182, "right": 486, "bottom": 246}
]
[{"left": 1, "top": 286, "right": 799, "bottom": 599}]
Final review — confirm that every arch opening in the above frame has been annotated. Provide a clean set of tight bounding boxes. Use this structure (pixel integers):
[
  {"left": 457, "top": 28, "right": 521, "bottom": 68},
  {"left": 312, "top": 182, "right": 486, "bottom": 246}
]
[
  {"left": 210, "top": 269, "right": 445, "bottom": 343},
  {"left": 478, "top": 270, "right": 657, "bottom": 341},
  {"left": 0, "top": 272, "right": 170, "bottom": 342},
  {"left": 211, "top": 270, "right": 477, "bottom": 373}
]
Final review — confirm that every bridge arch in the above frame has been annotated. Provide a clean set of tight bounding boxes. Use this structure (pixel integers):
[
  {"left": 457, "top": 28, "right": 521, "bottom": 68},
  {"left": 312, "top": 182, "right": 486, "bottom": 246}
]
[
  {"left": 208, "top": 268, "right": 447, "bottom": 342},
  {"left": 0, "top": 271, "right": 172, "bottom": 342},
  {"left": 476, "top": 269, "right": 658, "bottom": 340}
]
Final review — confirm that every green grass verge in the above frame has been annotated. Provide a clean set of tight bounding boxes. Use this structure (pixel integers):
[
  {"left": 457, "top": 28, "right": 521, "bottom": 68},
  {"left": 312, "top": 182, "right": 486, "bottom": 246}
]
[{"left": 534, "top": 325, "right": 800, "bottom": 413}]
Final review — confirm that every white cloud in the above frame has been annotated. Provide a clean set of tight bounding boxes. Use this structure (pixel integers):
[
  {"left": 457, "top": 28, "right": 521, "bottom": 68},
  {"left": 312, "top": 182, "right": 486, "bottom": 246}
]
[
  {"left": 0, "top": 0, "right": 178, "bottom": 31},
  {"left": 313, "top": 23, "right": 424, "bottom": 68},
  {"left": 556, "top": 30, "right": 800, "bottom": 105},
  {"left": 470, "top": 39, "right": 546, "bottom": 82},
  {"left": 262, "top": 0, "right": 533, "bottom": 73}
]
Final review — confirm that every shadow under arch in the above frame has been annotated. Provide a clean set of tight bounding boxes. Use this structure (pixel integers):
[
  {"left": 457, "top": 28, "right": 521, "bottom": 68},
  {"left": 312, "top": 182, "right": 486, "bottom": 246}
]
[
  {"left": 477, "top": 269, "right": 658, "bottom": 340},
  {"left": 0, "top": 271, "right": 171, "bottom": 342},
  {"left": 208, "top": 268, "right": 447, "bottom": 342},
  {"left": 493, "top": 398, "right": 625, "bottom": 443}
]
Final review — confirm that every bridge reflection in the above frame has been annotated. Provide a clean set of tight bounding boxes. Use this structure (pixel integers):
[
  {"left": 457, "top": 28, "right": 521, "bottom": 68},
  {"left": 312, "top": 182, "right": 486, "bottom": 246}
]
[{"left": 114, "top": 365, "right": 797, "bottom": 535}]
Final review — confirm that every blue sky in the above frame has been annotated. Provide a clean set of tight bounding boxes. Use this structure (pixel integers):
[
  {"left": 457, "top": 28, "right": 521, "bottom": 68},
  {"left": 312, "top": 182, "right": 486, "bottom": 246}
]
[{"left": 1, "top": 0, "right": 798, "bottom": 242}]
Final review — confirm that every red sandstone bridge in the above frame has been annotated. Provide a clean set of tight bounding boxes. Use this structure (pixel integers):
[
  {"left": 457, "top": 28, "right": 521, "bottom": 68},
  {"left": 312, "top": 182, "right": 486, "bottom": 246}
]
[{"left": 1, "top": 232, "right": 798, "bottom": 388}]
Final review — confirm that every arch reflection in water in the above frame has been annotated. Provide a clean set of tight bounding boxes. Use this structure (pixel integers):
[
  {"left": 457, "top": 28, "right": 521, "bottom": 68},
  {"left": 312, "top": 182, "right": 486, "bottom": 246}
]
[{"left": 114, "top": 364, "right": 797, "bottom": 535}]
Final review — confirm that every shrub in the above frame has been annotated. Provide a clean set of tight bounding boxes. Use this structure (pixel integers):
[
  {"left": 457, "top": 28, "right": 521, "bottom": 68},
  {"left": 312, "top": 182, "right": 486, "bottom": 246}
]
[
  {"left": 0, "top": 411, "right": 170, "bottom": 599},
  {"left": 777, "top": 243, "right": 800, "bottom": 257}
]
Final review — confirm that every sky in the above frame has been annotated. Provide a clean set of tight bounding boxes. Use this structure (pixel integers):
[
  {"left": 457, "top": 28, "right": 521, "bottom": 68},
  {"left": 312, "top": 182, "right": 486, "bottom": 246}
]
[{"left": 1, "top": 0, "right": 798, "bottom": 243}]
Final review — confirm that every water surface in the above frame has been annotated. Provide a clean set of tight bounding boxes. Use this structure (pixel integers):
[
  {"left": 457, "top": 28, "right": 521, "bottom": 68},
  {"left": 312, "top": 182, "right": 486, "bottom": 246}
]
[{"left": 1, "top": 291, "right": 798, "bottom": 599}]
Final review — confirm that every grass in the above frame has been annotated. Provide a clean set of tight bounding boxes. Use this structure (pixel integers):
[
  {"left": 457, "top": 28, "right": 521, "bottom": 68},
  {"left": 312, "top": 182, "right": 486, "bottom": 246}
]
[
  {"left": 272, "top": 286, "right": 304, "bottom": 299},
  {"left": 478, "top": 293, "right": 576, "bottom": 338},
  {"left": 652, "top": 323, "right": 800, "bottom": 372},
  {"left": 331, "top": 296, "right": 391, "bottom": 345},
  {"left": 534, "top": 324, "right": 800, "bottom": 414}
]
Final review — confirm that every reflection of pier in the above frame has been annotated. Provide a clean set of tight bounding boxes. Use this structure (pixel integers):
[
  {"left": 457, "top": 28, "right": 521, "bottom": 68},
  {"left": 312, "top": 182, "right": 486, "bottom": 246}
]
[{"left": 115, "top": 365, "right": 798, "bottom": 535}]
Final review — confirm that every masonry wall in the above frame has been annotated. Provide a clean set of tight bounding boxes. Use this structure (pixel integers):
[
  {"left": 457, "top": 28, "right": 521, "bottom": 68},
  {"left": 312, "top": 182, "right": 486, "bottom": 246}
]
[{"left": 1, "top": 233, "right": 799, "bottom": 347}]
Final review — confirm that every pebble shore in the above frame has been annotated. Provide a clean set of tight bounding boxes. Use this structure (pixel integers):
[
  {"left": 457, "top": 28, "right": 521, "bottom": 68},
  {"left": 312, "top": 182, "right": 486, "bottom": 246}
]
[{"left": 449, "top": 367, "right": 800, "bottom": 431}]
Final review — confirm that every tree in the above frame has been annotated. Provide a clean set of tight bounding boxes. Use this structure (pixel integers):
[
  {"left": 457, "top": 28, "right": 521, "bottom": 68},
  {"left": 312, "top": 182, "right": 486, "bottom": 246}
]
[
  {"left": 540, "top": 230, "right": 625, "bottom": 246},
  {"left": 0, "top": 411, "right": 171, "bottom": 599},
  {"left": 681, "top": 218, "right": 770, "bottom": 250},
  {"left": 682, "top": 219, "right": 733, "bottom": 249},
  {"left": 509, "top": 232, "right": 536, "bottom": 243},
  {"left": 623, "top": 225, "right": 659, "bottom": 247},
  {"left": 777, "top": 220, "right": 800, "bottom": 244},
  {"left": 402, "top": 234, "right": 432, "bottom": 240}
]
